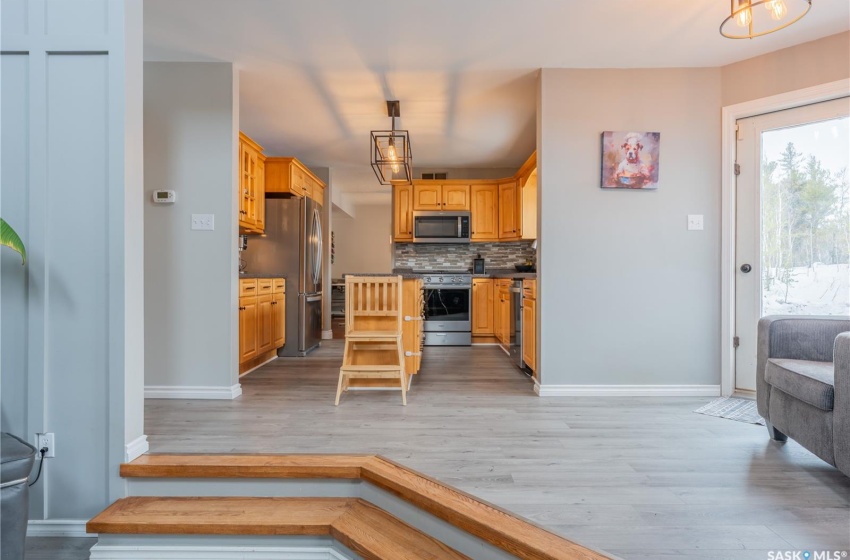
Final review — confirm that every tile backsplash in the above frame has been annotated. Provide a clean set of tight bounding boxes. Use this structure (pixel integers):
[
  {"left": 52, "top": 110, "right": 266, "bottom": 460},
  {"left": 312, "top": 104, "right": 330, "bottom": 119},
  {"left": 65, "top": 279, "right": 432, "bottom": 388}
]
[{"left": 394, "top": 241, "right": 535, "bottom": 270}]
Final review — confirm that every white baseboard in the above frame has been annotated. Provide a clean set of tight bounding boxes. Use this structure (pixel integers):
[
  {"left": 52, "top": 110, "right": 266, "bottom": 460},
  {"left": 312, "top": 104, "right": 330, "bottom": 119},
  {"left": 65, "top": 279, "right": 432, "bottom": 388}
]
[
  {"left": 321, "top": 329, "right": 334, "bottom": 340},
  {"left": 145, "top": 384, "right": 242, "bottom": 400},
  {"left": 89, "top": 545, "right": 349, "bottom": 559},
  {"left": 125, "top": 434, "right": 149, "bottom": 463},
  {"left": 28, "top": 519, "right": 91, "bottom": 538},
  {"left": 534, "top": 384, "right": 721, "bottom": 397}
]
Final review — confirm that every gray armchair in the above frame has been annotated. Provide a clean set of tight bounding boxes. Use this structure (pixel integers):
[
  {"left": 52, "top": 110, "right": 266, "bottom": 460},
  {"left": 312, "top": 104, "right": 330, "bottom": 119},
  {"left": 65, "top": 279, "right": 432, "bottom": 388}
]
[{"left": 757, "top": 316, "right": 850, "bottom": 477}]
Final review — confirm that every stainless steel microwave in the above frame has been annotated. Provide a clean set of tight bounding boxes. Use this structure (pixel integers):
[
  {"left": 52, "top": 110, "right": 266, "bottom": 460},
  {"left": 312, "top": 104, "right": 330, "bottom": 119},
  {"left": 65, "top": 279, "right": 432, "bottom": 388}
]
[{"left": 412, "top": 211, "right": 471, "bottom": 243}]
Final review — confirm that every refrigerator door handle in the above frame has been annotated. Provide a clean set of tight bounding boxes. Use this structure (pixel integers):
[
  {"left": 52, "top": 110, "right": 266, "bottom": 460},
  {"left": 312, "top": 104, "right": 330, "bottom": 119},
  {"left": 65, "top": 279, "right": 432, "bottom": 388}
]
[{"left": 306, "top": 294, "right": 322, "bottom": 303}]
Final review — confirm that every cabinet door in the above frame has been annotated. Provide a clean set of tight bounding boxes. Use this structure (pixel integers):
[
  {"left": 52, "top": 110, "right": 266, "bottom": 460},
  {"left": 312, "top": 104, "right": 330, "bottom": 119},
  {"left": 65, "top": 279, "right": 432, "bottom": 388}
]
[
  {"left": 413, "top": 183, "right": 442, "bottom": 210},
  {"left": 472, "top": 279, "right": 494, "bottom": 335},
  {"left": 255, "top": 157, "right": 265, "bottom": 232},
  {"left": 291, "top": 166, "right": 305, "bottom": 197},
  {"left": 498, "top": 181, "right": 518, "bottom": 239},
  {"left": 239, "top": 296, "right": 258, "bottom": 363},
  {"left": 257, "top": 294, "right": 274, "bottom": 354},
  {"left": 500, "top": 289, "right": 511, "bottom": 345},
  {"left": 393, "top": 185, "right": 414, "bottom": 241},
  {"left": 239, "top": 142, "right": 251, "bottom": 227},
  {"left": 272, "top": 292, "right": 286, "bottom": 348},
  {"left": 442, "top": 185, "right": 470, "bottom": 211},
  {"left": 522, "top": 298, "right": 536, "bottom": 374},
  {"left": 470, "top": 184, "right": 499, "bottom": 241}
]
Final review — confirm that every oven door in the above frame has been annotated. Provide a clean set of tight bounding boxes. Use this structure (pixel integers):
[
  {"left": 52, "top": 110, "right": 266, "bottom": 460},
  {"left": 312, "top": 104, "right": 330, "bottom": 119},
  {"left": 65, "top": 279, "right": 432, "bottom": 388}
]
[{"left": 423, "top": 287, "right": 471, "bottom": 332}]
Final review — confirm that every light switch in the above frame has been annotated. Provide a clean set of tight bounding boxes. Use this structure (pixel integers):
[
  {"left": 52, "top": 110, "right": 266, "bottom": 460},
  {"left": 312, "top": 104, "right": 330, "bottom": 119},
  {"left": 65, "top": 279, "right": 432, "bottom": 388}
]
[
  {"left": 687, "top": 214, "right": 704, "bottom": 231},
  {"left": 191, "top": 214, "right": 215, "bottom": 231}
]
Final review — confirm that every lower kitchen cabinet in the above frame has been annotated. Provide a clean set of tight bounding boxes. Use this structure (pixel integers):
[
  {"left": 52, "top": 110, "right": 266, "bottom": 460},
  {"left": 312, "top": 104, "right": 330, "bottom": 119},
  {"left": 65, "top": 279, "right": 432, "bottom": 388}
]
[
  {"left": 494, "top": 279, "right": 511, "bottom": 346},
  {"left": 402, "top": 278, "right": 424, "bottom": 375},
  {"left": 239, "top": 278, "right": 286, "bottom": 373},
  {"left": 472, "top": 278, "right": 494, "bottom": 335},
  {"left": 522, "top": 279, "right": 537, "bottom": 375}
]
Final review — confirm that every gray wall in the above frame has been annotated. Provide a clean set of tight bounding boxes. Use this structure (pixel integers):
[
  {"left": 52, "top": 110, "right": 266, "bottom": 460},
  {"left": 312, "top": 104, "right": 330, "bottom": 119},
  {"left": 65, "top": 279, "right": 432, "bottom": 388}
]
[
  {"left": 332, "top": 203, "right": 393, "bottom": 276},
  {"left": 144, "top": 62, "right": 239, "bottom": 391},
  {"left": 722, "top": 31, "right": 850, "bottom": 106},
  {"left": 538, "top": 68, "right": 722, "bottom": 387},
  {"left": 0, "top": 0, "right": 144, "bottom": 519}
]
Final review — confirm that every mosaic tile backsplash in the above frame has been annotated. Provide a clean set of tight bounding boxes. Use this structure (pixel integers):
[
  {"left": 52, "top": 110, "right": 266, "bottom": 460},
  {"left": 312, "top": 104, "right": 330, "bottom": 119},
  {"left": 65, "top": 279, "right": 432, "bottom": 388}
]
[{"left": 394, "top": 241, "right": 535, "bottom": 270}]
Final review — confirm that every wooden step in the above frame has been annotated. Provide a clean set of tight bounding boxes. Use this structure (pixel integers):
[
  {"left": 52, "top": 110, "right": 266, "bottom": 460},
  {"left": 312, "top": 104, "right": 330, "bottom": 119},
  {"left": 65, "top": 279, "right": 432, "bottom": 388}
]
[
  {"left": 118, "top": 454, "right": 613, "bottom": 560},
  {"left": 88, "top": 496, "right": 470, "bottom": 560},
  {"left": 340, "top": 365, "right": 402, "bottom": 372},
  {"left": 344, "top": 330, "right": 401, "bottom": 340}
]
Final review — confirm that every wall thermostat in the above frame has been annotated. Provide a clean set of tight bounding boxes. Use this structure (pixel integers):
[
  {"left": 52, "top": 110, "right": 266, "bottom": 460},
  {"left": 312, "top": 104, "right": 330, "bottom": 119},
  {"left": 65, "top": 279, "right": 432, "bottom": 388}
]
[{"left": 152, "top": 190, "right": 176, "bottom": 204}]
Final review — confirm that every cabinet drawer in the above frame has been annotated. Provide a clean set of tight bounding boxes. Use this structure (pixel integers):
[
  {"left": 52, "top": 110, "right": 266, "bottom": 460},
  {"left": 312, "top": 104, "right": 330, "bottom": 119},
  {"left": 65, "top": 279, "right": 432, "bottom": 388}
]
[
  {"left": 240, "top": 279, "right": 258, "bottom": 297},
  {"left": 273, "top": 278, "right": 286, "bottom": 293},
  {"left": 523, "top": 279, "right": 537, "bottom": 299},
  {"left": 257, "top": 278, "right": 274, "bottom": 294}
]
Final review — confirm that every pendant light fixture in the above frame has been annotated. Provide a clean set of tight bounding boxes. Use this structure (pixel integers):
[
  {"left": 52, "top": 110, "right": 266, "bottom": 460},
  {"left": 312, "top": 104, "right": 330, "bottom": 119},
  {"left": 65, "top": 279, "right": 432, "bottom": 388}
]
[
  {"left": 720, "top": 0, "right": 811, "bottom": 39},
  {"left": 370, "top": 100, "right": 413, "bottom": 185}
]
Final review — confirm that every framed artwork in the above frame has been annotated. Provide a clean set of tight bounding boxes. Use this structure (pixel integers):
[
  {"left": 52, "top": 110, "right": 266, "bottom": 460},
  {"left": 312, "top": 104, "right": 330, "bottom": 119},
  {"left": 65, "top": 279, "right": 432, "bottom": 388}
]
[{"left": 601, "top": 131, "right": 660, "bottom": 189}]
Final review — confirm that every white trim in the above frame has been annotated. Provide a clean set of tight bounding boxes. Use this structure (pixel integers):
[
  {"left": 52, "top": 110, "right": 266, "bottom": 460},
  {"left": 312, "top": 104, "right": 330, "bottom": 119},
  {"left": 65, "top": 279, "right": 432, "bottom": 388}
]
[
  {"left": 124, "top": 434, "right": 149, "bottom": 463},
  {"left": 321, "top": 329, "right": 334, "bottom": 340},
  {"left": 535, "top": 384, "right": 721, "bottom": 397},
  {"left": 144, "top": 384, "right": 242, "bottom": 400},
  {"left": 239, "top": 356, "right": 277, "bottom": 377},
  {"left": 27, "top": 519, "right": 92, "bottom": 538},
  {"left": 720, "top": 79, "right": 850, "bottom": 397},
  {"left": 89, "top": 545, "right": 348, "bottom": 560}
]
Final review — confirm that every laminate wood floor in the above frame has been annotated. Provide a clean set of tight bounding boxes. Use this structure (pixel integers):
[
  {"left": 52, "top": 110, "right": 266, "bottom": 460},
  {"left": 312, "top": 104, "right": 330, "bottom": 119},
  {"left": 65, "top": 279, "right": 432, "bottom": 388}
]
[{"left": 34, "top": 341, "right": 849, "bottom": 559}]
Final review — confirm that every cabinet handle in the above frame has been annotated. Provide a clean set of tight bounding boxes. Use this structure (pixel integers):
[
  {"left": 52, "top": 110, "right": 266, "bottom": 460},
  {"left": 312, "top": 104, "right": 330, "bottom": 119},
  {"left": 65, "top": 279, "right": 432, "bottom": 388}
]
[
  {"left": 239, "top": 306, "right": 246, "bottom": 311},
  {"left": 244, "top": 286, "right": 255, "bottom": 290}
]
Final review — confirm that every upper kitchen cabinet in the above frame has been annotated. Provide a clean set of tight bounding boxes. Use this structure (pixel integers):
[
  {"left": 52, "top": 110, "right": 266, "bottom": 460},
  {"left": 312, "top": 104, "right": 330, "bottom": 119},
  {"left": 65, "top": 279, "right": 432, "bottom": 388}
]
[
  {"left": 470, "top": 184, "right": 499, "bottom": 242},
  {"left": 238, "top": 132, "right": 266, "bottom": 234},
  {"left": 515, "top": 151, "right": 538, "bottom": 240},
  {"left": 264, "top": 157, "right": 326, "bottom": 206},
  {"left": 393, "top": 184, "right": 414, "bottom": 241},
  {"left": 498, "top": 180, "right": 519, "bottom": 240},
  {"left": 412, "top": 182, "right": 470, "bottom": 211}
]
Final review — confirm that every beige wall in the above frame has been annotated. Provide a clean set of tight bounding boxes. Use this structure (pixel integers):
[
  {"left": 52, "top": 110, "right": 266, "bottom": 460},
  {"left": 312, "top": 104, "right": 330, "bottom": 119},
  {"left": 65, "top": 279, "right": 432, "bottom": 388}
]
[
  {"left": 331, "top": 203, "right": 393, "bottom": 277},
  {"left": 538, "top": 68, "right": 723, "bottom": 387},
  {"left": 722, "top": 31, "right": 850, "bottom": 106}
]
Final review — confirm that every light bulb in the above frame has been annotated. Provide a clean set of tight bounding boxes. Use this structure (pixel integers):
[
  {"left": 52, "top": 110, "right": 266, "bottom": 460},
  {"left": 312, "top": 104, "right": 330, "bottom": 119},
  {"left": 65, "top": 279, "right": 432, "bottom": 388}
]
[
  {"left": 769, "top": 0, "right": 787, "bottom": 20},
  {"left": 386, "top": 143, "right": 397, "bottom": 161},
  {"left": 735, "top": 2, "right": 752, "bottom": 27}
]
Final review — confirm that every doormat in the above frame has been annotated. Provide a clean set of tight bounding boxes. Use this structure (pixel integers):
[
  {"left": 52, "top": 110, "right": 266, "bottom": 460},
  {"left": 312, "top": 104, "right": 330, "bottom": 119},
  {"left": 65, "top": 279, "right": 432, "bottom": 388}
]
[{"left": 694, "top": 397, "right": 765, "bottom": 425}]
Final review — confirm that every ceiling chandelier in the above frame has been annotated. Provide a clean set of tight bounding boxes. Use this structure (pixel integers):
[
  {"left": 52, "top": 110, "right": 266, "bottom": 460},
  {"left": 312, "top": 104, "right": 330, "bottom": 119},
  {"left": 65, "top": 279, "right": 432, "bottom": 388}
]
[
  {"left": 720, "top": 0, "right": 812, "bottom": 39},
  {"left": 370, "top": 100, "right": 413, "bottom": 185}
]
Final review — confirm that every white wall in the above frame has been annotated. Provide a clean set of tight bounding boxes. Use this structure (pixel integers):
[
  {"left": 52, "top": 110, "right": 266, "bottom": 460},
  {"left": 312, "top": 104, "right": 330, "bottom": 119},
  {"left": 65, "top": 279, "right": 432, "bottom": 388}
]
[
  {"left": 538, "top": 68, "right": 722, "bottom": 389},
  {"left": 0, "top": 0, "right": 144, "bottom": 519},
  {"left": 144, "top": 62, "right": 240, "bottom": 394},
  {"left": 331, "top": 203, "right": 393, "bottom": 276}
]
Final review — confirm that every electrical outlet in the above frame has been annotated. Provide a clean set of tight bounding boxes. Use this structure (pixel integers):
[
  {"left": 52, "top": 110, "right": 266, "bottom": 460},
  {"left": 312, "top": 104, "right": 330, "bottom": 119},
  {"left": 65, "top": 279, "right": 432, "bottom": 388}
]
[
  {"left": 191, "top": 214, "right": 215, "bottom": 231},
  {"left": 687, "top": 214, "right": 704, "bottom": 231},
  {"left": 35, "top": 433, "right": 55, "bottom": 458}
]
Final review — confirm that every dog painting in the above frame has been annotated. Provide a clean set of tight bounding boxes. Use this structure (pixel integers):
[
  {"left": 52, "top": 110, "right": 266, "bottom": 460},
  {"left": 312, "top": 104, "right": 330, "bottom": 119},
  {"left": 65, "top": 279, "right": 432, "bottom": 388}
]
[{"left": 601, "top": 131, "right": 660, "bottom": 189}]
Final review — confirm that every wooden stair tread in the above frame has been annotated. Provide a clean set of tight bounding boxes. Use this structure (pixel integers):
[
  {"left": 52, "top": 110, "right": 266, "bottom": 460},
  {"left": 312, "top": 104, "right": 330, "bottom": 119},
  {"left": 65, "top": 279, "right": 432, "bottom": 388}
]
[
  {"left": 117, "top": 454, "right": 612, "bottom": 560},
  {"left": 87, "top": 496, "right": 469, "bottom": 560},
  {"left": 120, "top": 454, "right": 369, "bottom": 479},
  {"left": 87, "top": 497, "right": 348, "bottom": 536},
  {"left": 340, "top": 364, "right": 403, "bottom": 371},
  {"left": 345, "top": 330, "right": 401, "bottom": 339}
]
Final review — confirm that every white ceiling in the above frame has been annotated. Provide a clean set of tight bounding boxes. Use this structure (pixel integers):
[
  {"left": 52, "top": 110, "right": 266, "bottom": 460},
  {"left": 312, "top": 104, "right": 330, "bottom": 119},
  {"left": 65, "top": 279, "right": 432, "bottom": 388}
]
[{"left": 144, "top": 0, "right": 848, "bottom": 199}]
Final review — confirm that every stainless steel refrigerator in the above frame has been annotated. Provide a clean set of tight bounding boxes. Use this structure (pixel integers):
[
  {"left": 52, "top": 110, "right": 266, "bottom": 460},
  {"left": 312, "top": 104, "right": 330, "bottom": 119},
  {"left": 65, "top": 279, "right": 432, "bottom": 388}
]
[{"left": 242, "top": 196, "right": 323, "bottom": 356}]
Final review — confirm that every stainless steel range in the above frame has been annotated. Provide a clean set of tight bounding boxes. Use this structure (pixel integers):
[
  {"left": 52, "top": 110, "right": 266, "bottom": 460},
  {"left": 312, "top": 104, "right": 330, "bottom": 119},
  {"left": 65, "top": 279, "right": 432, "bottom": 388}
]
[{"left": 418, "top": 271, "right": 472, "bottom": 346}]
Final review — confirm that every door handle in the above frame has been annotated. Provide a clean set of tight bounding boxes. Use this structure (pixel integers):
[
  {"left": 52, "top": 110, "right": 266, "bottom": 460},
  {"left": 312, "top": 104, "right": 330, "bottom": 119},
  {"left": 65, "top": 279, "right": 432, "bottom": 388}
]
[{"left": 740, "top": 264, "right": 752, "bottom": 273}]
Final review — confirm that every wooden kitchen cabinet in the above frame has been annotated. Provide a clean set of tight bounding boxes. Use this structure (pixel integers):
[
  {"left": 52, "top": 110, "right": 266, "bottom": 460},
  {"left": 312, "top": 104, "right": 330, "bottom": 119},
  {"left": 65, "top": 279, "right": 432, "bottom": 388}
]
[
  {"left": 413, "top": 183, "right": 470, "bottom": 211},
  {"left": 472, "top": 278, "right": 494, "bottom": 335},
  {"left": 413, "top": 183, "right": 442, "bottom": 210},
  {"left": 470, "top": 184, "right": 499, "bottom": 242},
  {"left": 522, "top": 279, "right": 537, "bottom": 375},
  {"left": 498, "top": 180, "right": 519, "bottom": 240},
  {"left": 264, "top": 157, "right": 326, "bottom": 206},
  {"left": 493, "top": 279, "right": 511, "bottom": 346},
  {"left": 239, "top": 277, "right": 286, "bottom": 374},
  {"left": 402, "top": 278, "right": 424, "bottom": 375},
  {"left": 239, "top": 132, "right": 265, "bottom": 234},
  {"left": 393, "top": 184, "right": 414, "bottom": 241}
]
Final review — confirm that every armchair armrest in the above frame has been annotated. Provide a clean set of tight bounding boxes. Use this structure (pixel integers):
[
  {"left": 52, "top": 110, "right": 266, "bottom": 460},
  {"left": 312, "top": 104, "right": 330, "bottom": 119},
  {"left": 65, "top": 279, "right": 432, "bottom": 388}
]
[
  {"left": 756, "top": 316, "right": 850, "bottom": 418},
  {"left": 835, "top": 332, "right": 850, "bottom": 475}
]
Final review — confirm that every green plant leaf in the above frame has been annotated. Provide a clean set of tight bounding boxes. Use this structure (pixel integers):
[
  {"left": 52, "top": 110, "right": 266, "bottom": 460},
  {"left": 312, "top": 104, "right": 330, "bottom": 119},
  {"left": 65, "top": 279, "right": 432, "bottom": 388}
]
[{"left": 1, "top": 218, "right": 26, "bottom": 265}]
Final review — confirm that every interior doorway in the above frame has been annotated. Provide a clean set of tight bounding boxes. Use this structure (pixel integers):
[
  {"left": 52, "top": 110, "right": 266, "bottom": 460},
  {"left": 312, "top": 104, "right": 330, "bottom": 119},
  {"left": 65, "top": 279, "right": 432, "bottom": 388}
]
[{"left": 734, "top": 97, "right": 850, "bottom": 393}]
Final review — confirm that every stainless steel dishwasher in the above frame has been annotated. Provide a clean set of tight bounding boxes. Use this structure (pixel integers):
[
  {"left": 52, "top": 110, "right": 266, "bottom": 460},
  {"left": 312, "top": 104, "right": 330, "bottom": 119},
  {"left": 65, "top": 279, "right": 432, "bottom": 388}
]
[{"left": 510, "top": 280, "right": 524, "bottom": 369}]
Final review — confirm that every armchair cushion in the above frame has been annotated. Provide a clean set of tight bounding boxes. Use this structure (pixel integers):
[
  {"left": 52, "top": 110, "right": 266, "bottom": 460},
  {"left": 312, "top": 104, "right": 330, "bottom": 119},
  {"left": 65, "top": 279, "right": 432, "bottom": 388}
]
[{"left": 765, "top": 358, "right": 834, "bottom": 411}]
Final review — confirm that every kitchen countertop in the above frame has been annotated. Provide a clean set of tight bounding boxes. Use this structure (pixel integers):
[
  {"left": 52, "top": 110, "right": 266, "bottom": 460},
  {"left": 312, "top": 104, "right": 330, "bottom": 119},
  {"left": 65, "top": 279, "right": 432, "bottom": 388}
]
[
  {"left": 343, "top": 272, "right": 423, "bottom": 280},
  {"left": 391, "top": 268, "right": 537, "bottom": 280},
  {"left": 238, "top": 273, "right": 288, "bottom": 279}
]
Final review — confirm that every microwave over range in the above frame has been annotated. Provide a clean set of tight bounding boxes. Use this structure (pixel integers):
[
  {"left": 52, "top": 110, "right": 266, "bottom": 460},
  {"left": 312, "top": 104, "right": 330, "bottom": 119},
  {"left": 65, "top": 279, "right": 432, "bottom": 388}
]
[{"left": 412, "top": 211, "right": 471, "bottom": 243}]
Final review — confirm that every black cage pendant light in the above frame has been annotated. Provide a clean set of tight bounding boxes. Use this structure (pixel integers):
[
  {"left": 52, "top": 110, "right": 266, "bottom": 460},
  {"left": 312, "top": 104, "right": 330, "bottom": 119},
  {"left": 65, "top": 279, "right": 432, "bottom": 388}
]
[{"left": 371, "top": 100, "right": 413, "bottom": 185}]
